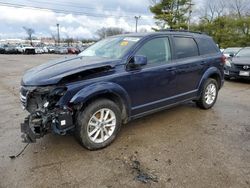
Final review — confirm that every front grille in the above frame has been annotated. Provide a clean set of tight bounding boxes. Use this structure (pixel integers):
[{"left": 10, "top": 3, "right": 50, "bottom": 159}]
[
  {"left": 234, "top": 64, "right": 250, "bottom": 71},
  {"left": 20, "top": 86, "right": 29, "bottom": 109}
]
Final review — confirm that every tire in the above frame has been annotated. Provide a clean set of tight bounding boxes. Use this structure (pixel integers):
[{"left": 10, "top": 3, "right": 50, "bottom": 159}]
[
  {"left": 196, "top": 78, "right": 218, "bottom": 109},
  {"left": 75, "top": 99, "right": 122, "bottom": 150}
]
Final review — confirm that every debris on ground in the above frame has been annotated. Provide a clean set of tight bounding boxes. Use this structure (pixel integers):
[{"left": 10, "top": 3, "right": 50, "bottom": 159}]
[
  {"left": 122, "top": 153, "right": 158, "bottom": 184},
  {"left": 9, "top": 143, "right": 29, "bottom": 159},
  {"left": 131, "top": 159, "right": 158, "bottom": 184}
]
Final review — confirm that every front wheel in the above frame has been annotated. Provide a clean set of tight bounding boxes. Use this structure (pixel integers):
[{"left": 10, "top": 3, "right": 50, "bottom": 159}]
[
  {"left": 196, "top": 78, "right": 218, "bottom": 109},
  {"left": 75, "top": 99, "right": 122, "bottom": 150}
]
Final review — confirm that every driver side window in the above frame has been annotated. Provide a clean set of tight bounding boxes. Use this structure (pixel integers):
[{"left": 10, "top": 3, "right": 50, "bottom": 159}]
[{"left": 135, "top": 37, "right": 171, "bottom": 65}]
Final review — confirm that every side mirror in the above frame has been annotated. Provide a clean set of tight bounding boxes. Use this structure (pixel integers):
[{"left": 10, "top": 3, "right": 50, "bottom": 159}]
[
  {"left": 128, "top": 55, "right": 147, "bottom": 70},
  {"left": 229, "top": 53, "right": 234, "bottom": 57}
]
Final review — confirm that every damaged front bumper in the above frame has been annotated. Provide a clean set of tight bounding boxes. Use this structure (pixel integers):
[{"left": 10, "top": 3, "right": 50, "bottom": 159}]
[
  {"left": 21, "top": 109, "right": 74, "bottom": 143},
  {"left": 20, "top": 85, "right": 75, "bottom": 143}
]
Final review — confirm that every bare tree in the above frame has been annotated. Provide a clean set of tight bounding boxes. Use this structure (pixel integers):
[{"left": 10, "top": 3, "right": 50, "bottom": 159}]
[
  {"left": 65, "top": 35, "right": 74, "bottom": 47},
  {"left": 51, "top": 33, "right": 57, "bottom": 45},
  {"left": 197, "top": 0, "right": 227, "bottom": 22},
  {"left": 23, "top": 27, "right": 35, "bottom": 45},
  {"left": 229, "top": 0, "right": 250, "bottom": 18},
  {"left": 96, "top": 27, "right": 125, "bottom": 39}
]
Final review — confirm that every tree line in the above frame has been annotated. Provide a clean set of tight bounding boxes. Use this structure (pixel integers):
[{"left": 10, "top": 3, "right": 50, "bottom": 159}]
[
  {"left": 22, "top": 0, "right": 250, "bottom": 48},
  {"left": 150, "top": 0, "right": 250, "bottom": 48}
]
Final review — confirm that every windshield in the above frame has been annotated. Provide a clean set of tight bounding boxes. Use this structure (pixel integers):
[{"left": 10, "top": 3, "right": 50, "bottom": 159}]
[
  {"left": 223, "top": 48, "right": 241, "bottom": 54},
  {"left": 236, "top": 48, "right": 250, "bottom": 57},
  {"left": 79, "top": 36, "right": 141, "bottom": 59}
]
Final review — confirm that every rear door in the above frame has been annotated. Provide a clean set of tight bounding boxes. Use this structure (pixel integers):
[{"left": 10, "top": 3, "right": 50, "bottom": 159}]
[{"left": 171, "top": 36, "right": 204, "bottom": 98}]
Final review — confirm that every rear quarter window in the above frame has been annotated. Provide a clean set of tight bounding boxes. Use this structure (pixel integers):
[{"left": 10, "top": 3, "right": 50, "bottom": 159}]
[
  {"left": 196, "top": 38, "right": 219, "bottom": 55},
  {"left": 173, "top": 37, "right": 199, "bottom": 59}
]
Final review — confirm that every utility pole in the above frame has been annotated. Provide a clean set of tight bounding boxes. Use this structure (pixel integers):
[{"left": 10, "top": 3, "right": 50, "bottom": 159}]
[
  {"left": 56, "top": 23, "right": 60, "bottom": 46},
  {"left": 134, "top": 16, "right": 141, "bottom": 33},
  {"left": 187, "top": 0, "right": 195, "bottom": 31}
]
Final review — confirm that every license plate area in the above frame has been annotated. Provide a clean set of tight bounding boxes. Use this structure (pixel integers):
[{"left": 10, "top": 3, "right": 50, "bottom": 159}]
[
  {"left": 239, "top": 71, "right": 250, "bottom": 77},
  {"left": 224, "top": 70, "right": 229, "bottom": 75}
]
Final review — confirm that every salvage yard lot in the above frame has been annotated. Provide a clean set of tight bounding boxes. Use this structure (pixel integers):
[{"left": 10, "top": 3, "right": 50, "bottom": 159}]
[{"left": 0, "top": 54, "right": 249, "bottom": 188}]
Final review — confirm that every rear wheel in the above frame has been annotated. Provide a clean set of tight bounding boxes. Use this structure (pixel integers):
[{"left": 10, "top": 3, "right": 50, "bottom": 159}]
[
  {"left": 196, "top": 78, "right": 218, "bottom": 109},
  {"left": 75, "top": 99, "right": 122, "bottom": 150}
]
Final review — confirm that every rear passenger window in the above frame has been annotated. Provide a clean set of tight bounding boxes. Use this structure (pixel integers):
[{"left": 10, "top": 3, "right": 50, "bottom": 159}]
[
  {"left": 196, "top": 38, "right": 218, "bottom": 55},
  {"left": 173, "top": 37, "right": 199, "bottom": 59},
  {"left": 135, "top": 37, "right": 171, "bottom": 65}
]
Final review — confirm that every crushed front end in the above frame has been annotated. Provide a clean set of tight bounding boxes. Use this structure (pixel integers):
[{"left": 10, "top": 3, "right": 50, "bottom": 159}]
[{"left": 20, "top": 86, "right": 74, "bottom": 143}]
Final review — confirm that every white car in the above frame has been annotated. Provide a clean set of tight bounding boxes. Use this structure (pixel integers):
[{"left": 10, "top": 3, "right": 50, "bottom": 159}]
[
  {"left": 16, "top": 44, "right": 36, "bottom": 54},
  {"left": 35, "top": 47, "right": 44, "bottom": 54}
]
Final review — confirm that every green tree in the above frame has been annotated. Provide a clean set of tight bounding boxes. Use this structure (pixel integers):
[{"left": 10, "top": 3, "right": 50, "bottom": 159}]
[
  {"left": 191, "top": 15, "right": 250, "bottom": 48},
  {"left": 150, "top": 0, "right": 191, "bottom": 30}
]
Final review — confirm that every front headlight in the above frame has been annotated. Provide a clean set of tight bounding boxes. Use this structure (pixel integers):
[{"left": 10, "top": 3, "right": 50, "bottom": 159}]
[
  {"left": 225, "top": 59, "right": 232, "bottom": 67},
  {"left": 50, "top": 87, "right": 67, "bottom": 97}
]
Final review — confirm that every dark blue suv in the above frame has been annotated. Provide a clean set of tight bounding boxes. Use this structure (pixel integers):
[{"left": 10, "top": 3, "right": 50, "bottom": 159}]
[{"left": 20, "top": 31, "right": 225, "bottom": 150}]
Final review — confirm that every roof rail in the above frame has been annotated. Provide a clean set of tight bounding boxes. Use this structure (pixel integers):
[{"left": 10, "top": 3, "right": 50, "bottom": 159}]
[{"left": 157, "top": 29, "right": 204, "bottom": 35}]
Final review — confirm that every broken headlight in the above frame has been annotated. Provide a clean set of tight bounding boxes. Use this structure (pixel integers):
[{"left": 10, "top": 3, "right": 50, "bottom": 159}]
[
  {"left": 49, "top": 87, "right": 67, "bottom": 97},
  {"left": 45, "top": 87, "right": 67, "bottom": 108}
]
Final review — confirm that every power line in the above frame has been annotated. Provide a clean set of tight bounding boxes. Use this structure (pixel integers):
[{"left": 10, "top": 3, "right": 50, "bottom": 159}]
[
  {"left": 28, "top": 0, "right": 143, "bottom": 14},
  {"left": 0, "top": 1, "right": 147, "bottom": 20}
]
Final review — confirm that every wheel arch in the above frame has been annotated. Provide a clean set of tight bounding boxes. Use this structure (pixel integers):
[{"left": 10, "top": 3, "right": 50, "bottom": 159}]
[
  {"left": 70, "top": 82, "right": 131, "bottom": 123},
  {"left": 198, "top": 67, "right": 223, "bottom": 96}
]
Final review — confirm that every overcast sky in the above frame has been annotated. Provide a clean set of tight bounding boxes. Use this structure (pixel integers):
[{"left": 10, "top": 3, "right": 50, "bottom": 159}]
[{"left": 0, "top": 0, "right": 203, "bottom": 39}]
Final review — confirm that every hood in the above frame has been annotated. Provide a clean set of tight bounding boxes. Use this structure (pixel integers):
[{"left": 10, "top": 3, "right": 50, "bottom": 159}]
[
  {"left": 22, "top": 56, "right": 120, "bottom": 86},
  {"left": 232, "top": 57, "right": 250, "bottom": 65}
]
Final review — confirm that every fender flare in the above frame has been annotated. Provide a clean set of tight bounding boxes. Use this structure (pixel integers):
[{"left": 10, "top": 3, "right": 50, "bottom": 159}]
[
  {"left": 197, "top": 67, "right": 223, "bottom": 96},
  {"left": 70, "top": 82, "right": 131, "bottom": 117}
]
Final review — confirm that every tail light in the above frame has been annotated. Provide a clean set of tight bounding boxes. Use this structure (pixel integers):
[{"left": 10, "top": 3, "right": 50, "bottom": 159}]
[{"left": 221, "top": 55, "right": 226, "bottom": 64}]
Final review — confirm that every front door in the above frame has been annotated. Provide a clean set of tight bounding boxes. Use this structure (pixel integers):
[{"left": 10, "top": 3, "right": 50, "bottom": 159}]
[{"left": 123, "top": 37, "right": 178, "bottom": 115}]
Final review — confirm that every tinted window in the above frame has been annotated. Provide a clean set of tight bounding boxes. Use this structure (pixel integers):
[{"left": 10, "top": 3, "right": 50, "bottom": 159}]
[
  {"left": 196, "top": 38, "right": 218, "bottom": 55},
  {"left": 173, "top": 37, "right": 198, "bottom": 59},
  {"left": 135, "top": 37, "right": 171, "bottom": 64}
]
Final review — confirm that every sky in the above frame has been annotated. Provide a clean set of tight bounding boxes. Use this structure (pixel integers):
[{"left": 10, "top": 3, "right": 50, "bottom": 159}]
[{"left": 0, "top": 0, "right": 203, "bottom": 39}]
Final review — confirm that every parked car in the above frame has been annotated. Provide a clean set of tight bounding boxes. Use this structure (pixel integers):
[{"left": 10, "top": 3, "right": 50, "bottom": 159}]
[
  {"left": 20, "top": 31, "right": 224, "bottom": 150},
  {"left": 224, "top": 47, "right": 250, "bottom": 79},
  {"left": 16, "top": 44, "right": 36, "bottom": 54},
  {"left": 4, "top": 44, "right": 19, "bottom": 54},
  {"left": 35, "top": 47, "right": 44, "bottom": 54},
  {"left": 42, "top": 46, "right": 49, "bottom": 53},
  {"left": 223, "top": 47, "right": 242, "bottom": 58},
  {"left": 47, "top": 46, "right": 55, "bottom": 53},
  {"left": 77, "top": 46, "right": 88, "bottom": 53},
  {"left": 0, "top": 44, "right": 5, "bottom": 54},
  {"left": 55, "top": 46, "right": 68, "bottom": 54},
  {"left": 68, "top": 47, "right": 80, "bottom": 54}
]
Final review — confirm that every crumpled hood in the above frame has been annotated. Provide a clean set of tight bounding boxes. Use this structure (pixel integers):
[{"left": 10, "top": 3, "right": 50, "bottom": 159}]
[
  {"left": 22, "top": 56, "right": 120, "bottom": 86},
  {"left": 232, "top": 57, "right": 250, "bottom": 65}
]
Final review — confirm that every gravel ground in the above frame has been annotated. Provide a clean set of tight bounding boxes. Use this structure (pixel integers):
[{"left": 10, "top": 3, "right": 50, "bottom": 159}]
[{"left": 0, "top": 54, "right": 249, "bottom": 188}]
